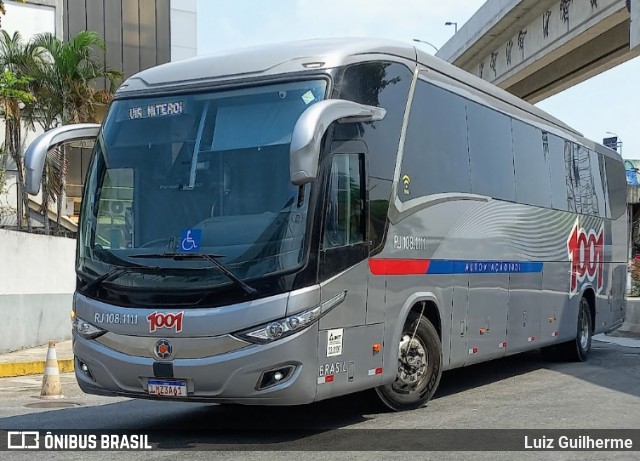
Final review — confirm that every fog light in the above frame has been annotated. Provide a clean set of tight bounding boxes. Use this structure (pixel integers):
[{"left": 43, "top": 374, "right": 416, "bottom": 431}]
[
  {"left": 256, "top": 365, "right": 296, "bottom": 390},
  {"left": 77, "top": 358, "right": 95, "bottom": 381}
]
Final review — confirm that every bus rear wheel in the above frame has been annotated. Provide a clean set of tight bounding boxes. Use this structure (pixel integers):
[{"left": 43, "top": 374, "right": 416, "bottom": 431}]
[
  {"left": 375, "top": 312, "right": 442, "bottom": 411},
  {"left": 541, "top": 296, "right": 592, "bottom": 362}
]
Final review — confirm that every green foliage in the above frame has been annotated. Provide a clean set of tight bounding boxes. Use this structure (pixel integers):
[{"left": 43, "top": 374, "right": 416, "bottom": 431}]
[
  {"left": 630, "top": 258, "right": 640, "bottom": 296},
  {"left": 0, "top": 68, "right": 34, "bottom": 108},
  {"left": 29, "top": 30, "right": 122, "bottom": 125},
  {"left": 0, "top": 66, "right": 35, "bottom": 231},
  {"left": 0, "top": 27, "right": 120, "bottom": 233}
]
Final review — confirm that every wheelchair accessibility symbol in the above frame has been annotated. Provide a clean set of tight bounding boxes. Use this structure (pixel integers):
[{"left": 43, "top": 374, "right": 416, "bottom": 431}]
[{"left": 179, "top": 229, "right": 202, "bottom": 253}]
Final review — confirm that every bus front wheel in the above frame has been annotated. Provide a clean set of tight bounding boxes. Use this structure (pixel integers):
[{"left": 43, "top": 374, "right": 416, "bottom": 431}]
[{"left": 375, "top": 312, "right": 442, "bottom": 411}]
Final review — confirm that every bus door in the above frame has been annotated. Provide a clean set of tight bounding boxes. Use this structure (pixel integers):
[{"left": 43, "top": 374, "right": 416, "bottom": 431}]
[
  {"left": 318, "top": 142, "right": 369, "bottom": 329},
  {"left": 316, "top": 141, "right": 384, "bottom": 397}
]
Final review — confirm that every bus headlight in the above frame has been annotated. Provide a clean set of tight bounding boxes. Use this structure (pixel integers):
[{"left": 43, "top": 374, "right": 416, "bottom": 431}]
[
  {"left": 234, "top": 290, "right": 347, "bottom": 344},
  {"left": 72, "top": 316, "right": 106, "bottom": 339}
]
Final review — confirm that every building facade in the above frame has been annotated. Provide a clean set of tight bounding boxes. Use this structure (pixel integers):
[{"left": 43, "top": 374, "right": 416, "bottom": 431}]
[
  {"left": 1, "top": 0, "right": 197, "bottom": 227},
  {"left": 0, "top": 0, "right": 198, "bottom": 353}
]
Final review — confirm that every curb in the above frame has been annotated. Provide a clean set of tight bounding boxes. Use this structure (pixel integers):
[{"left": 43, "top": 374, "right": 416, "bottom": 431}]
[{"left": 0, "top": 359, "right": 74, "bottom": 378}]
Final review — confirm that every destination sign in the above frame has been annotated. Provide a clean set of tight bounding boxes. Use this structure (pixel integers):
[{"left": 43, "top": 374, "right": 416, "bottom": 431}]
[{"left": 128, "top": 101, "right": 184, "bottom": 120}]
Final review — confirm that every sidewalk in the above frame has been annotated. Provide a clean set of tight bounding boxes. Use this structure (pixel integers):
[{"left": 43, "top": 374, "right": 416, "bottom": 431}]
[
  {"left": 0, "top": 340, "right": 73, "bottom": 378},
  {"left": 621, "top": 296, "right": 640, "bottom": 335}
]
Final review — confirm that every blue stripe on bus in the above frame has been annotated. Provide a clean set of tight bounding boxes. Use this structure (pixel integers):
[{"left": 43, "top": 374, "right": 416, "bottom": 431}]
[
  {"left": 427, "top": 260, "right": 543, "bottom": 275},
  {"left": 369, "top": 259, "right": 544, "bottom": 276}
]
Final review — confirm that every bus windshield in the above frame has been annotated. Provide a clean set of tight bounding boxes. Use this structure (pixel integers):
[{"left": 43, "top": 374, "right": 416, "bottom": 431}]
[{"left": 77, "top": 80, "right": 327, "bottom": 293}]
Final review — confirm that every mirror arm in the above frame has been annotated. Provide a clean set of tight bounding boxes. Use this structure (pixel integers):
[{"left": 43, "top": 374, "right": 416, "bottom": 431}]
[
  {"left": 25, "top": 123, "right": 101, "bottom": 195},
  {"left": 289, "top": 100, "right": 385, "bottom": 185}
]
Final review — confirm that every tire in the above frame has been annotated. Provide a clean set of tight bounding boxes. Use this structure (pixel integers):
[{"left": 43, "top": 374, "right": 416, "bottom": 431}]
[
  {"left": 541, "top": 297, "right": 592, "bottom": 362},
  {"left": 375, "top": 313, "right": 442, "bottom": 411}
]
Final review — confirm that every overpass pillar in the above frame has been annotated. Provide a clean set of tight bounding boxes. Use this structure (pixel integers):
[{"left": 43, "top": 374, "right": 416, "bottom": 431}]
[{"left": 632, "top": 0, "right": 640, "bottom": 49}]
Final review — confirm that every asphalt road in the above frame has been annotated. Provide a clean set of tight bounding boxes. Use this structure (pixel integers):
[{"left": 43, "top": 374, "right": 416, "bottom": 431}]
[{"left": 1, "top": 336, "right": 639, "bottom": 460}]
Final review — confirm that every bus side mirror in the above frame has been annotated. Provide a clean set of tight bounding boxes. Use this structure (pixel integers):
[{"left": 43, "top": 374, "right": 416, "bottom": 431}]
[
  {"left": 289, "top": 99, "right": 386, "bottom": 185},
  {"left": 25, "top": 123, "right": 101, "bottom": 195}
]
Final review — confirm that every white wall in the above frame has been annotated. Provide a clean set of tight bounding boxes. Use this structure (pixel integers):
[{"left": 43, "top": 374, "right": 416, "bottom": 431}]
[
  {"left": 0, "top": 229, "right": 75, "bottom": 294},
  {"left": 170, "top": 0, "right": 198, "bottom": 61},
  {"left": 0, "top": 230, "right": 76, "bottom": 353},
  {"left": 4, "top": 0, "right": 60, "bottom": 39},
  {"left": 1, "top": 3, "right": 73, "bottom": 351}
]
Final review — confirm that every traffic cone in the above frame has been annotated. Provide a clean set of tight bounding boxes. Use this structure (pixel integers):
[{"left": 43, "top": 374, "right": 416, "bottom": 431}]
[{"left": 40, "top": 340, "right": 64, "bottom": 399}]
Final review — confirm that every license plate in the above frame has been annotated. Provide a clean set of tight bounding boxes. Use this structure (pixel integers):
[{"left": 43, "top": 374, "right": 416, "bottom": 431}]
[{"left": 147, "top": 379, "right": 187, "bottom": 397}]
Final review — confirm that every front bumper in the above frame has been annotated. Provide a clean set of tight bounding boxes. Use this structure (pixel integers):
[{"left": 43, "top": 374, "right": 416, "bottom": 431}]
[{"left": 73, "top": 324, "right": 320, "bottom": 405}]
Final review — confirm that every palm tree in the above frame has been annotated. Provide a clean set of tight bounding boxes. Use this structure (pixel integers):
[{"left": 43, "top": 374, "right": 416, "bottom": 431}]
[
  {"left": 0, "top": 30, "right": 120, "bottom": 233},
  {"left": 28, "top": 31, "right": 121, "bottom": 231},
  {"left": 0, "top": 30, "right": 39, "bottom": 231},
  {"left": 0, "top": 69, "right": 35, "bottom": 231}
]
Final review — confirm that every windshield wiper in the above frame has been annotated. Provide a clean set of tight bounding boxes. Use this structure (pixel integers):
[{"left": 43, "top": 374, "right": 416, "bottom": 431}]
[{"left": 128, "top": 252, "right": 258, "bottom": 296}]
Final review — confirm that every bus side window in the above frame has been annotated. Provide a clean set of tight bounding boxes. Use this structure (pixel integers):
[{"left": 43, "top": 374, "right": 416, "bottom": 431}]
[{"left": 322, "top": 153, "right": 365, "bottom": 249}]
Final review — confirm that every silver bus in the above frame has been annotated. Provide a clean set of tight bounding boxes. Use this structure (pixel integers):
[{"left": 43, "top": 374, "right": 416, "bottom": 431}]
[{"left": 25, "top": 38, "right": 627, "bottom": 411}]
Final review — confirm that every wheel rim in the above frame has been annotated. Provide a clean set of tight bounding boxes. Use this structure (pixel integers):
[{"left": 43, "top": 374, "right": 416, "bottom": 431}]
[
  {"left": 579, "top": 304, "right": 590, "bottom": 350},
  {"left": 394, "top": 334, "right": 428, "bottom": 392}
]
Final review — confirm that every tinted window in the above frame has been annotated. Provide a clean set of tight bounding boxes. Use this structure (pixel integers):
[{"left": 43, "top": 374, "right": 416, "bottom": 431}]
[
  {"left": 369, "top": 177, "right": 390, "bottom": 252},
  {"left": 546, "top": 133, "right": 568, "bottom": 211},
  {"left": 605, "top": 156, "right": 627, "bottom": 219},
  {"left": 599, "top": 154, "right": 611, "bottom": 218},
  {"left": 80, "top": 81, "right": 324, "bottom": 291},
  {"left": 400, "top": 79, "right": 470, "bottom": 199},
  {"left": 574, "top": 145, "right": 599, "bottom": 216},
  {"left": 512, "top": 120, "right": 551, "bottom": 207},
  {"left": 589, "top": 150, "right": 607, "bottom": 218},
  {"left": 564, "top": 141, "right": 579, "bottom": 212},
  {"left": 322, "top": 154, "right": 364, "bottom": 249},
  {"left": 467, "top": 101, "right": 515, "bottom": 201},
  {"left": 335, "top": 62, "right": 413, "bottom": 180}
]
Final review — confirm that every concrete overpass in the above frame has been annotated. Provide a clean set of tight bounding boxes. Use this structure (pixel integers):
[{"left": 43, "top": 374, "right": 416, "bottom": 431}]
[{"left": 436, "top": 0, "right": 640, "bottom": 103}]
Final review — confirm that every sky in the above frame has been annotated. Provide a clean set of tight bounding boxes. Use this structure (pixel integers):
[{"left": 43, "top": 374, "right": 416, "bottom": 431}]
[{"left": 197, "top": 0, "right": 640, "bottom": 158}]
